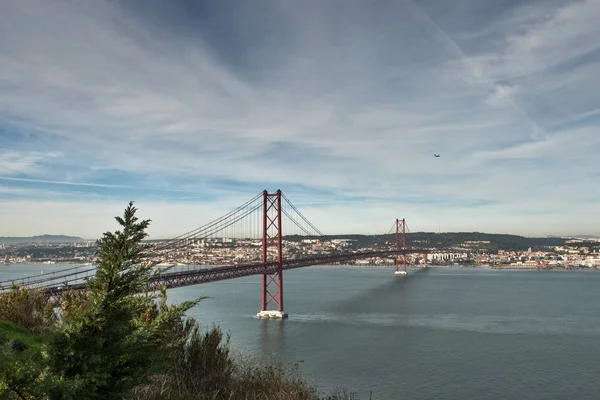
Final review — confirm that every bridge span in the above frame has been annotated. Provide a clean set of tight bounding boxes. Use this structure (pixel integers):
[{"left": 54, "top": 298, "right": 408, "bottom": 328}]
[
  {"left": 42, "top": 249, "right": 429, "bottom": 315},
  {"left": 5, "top": 190, "right": 428, "bottom": 319}
]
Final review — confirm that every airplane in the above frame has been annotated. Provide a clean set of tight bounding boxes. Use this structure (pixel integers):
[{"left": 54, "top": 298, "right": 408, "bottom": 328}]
[{"left": 434, "top": 153, "right": 440, "bottom": 157}]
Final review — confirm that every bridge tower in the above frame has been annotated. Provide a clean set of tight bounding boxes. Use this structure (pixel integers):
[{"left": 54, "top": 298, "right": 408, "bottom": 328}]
[
  {"left": 395, "top": 218, "right": 408, "bottom": 276},
  {"left": 257, "top": 190, "right": 288, "bottom": 319}
]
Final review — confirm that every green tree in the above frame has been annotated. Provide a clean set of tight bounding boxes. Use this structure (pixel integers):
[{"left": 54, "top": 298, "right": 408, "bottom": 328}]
[{"left": 44, "top": 202, "right": 198, "bottom": 399}]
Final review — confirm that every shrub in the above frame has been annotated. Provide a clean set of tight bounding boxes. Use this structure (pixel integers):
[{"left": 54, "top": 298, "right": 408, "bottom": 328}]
[
  {"left": 128, "top": 330, "right": 360, "bottom": 400},
  {"left": 129, "top": 321, "right": 233, "bottom": 400},
  {"left": 172, "top": 323, "right": 233, "bottom": 396},
  {"left": 0, "top": 287, "right": 55, "bottom": 332}
]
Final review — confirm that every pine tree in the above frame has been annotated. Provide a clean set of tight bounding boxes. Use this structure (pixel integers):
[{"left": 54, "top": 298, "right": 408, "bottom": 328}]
[{"left": 44, "top": 202, "right": 198, "bottom": 399}]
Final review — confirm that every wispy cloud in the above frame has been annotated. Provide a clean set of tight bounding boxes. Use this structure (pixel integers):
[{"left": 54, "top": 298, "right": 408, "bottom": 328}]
[
  {"left": 0, "top": 176, "right": 196, "bottom": 192},
  {"left": 470, "top": 127, "right": 600, "bottom": 160},
  {"left": 0, "top": 149, "right": 60, "bottom": 175},
  {"left": 464, "top": 0, "right": 600, "bottom": 80},
  {"left": 0, "top": 0, "right": 599, "bottom": 237}
]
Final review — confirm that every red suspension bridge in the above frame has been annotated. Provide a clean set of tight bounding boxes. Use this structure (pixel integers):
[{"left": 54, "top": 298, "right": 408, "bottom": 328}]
[{"left": 0, "top": 190, "right": 429, "bottom": 319}]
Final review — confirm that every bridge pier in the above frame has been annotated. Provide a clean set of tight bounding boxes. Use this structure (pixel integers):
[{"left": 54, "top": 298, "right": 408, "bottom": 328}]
[{"left": 257, "top": 310, "right": 288, "bottom": 319}]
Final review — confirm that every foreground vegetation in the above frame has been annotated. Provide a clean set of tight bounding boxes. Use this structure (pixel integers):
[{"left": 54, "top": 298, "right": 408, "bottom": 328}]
[{"left": 0, "top": 203, "right": 357, "bottom": 400}]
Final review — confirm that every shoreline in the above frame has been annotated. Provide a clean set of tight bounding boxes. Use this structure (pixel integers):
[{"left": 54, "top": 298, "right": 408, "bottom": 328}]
[
  {"left": 2, "top": 262, "right": 594, "bottom": 272},
  {"left": 312, "top": 264, "right": 595, "bottom": 271}
]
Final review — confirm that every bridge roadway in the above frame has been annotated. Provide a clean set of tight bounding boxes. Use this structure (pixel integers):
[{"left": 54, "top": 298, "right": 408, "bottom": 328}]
[{"left": 43, "top": 249, "right": 428, "bottom": 301}]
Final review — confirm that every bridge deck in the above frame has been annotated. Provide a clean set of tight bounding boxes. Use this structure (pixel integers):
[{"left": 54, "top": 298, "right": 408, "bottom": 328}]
[{"left": 43, "top": 249, "right": 429, "bottom": 301}]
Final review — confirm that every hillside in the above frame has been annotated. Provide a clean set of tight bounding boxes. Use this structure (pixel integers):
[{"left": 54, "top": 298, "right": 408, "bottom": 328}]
[
  {"left": 285, "top": 232, "right": 572, "bottom": 251},
  {"left": 0, "top": 234, "right": 85, "bottom": 244}
]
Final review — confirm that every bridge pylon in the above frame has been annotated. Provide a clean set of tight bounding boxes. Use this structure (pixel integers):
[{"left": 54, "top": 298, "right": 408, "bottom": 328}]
[
  {"left": 395, "top": 218, "right": 408, "bottom": 276},
  {"left": 257, "top": 190, "right": 288, "bottom": 319}
]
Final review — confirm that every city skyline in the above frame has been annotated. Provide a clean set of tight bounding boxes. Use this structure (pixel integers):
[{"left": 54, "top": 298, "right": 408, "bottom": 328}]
[{"left": 1, "top": 0, "right": 599, "bottom": 238}]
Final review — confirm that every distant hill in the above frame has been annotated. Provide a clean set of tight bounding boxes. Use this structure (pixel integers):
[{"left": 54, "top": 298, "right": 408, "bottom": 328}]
[
  {"left": 402, "top": 232, "right": 568, "bottom": 251},
  {"left": 285, "top": 232, "right": 576, "bottom": 251},
  {"left": 0, "top": 235, "right": 85, "bottom": 244}
]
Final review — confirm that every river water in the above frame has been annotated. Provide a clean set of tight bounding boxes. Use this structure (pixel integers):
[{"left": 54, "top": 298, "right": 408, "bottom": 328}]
[{"left": 3, "top": 264, "right": 600, "bottom": 399}]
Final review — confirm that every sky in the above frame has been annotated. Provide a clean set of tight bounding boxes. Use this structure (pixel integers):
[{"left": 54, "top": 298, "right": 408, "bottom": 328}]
[{"left": 0, "top": 0, "right": 599, "bottom": 239}]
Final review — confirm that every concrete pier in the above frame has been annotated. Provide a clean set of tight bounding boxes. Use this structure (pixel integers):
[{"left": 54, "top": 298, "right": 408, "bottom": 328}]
[{"left": 257, "top": 310, "right": 288, "bottom": 319}]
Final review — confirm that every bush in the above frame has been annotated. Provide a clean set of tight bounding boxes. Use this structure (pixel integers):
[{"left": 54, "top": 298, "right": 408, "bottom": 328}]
[
  {"left": 128, "top": 322, "right": 359, "bottom": 400},
  {"left": 129, "top": 321, "right": 234, "bottom": 400},
  {"left": 0, "top": 287, "right": 56, "bottom": 332},
  {"left": 173, "top": 323, "right": 233, "bottom": 395}
]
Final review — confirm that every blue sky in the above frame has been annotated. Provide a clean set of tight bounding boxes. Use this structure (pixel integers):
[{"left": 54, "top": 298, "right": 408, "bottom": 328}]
[{"left": 1, "top": 0, "right": 599, "bottom": 239}]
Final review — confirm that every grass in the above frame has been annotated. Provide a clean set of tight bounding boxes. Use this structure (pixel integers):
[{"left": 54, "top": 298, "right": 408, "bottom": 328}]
[
  {"left": 0, "top": 320, "right": 46, "bottom": 400},
  {"left": 0, "top": 320, "right": 43, "bottom": 350}
]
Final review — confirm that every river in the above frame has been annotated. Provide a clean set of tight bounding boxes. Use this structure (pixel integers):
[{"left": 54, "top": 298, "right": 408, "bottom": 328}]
[{"left": 2, "top": 264, "right": 600, "bottom": 399}]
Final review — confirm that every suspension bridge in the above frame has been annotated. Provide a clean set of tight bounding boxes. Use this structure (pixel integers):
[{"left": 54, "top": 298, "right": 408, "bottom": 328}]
[{"left": 0, "top": 190, "right": 429, "bottom": 319}]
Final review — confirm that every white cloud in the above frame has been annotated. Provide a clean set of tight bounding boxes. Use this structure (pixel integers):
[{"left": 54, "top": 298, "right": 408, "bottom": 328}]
[
  {"left": 471, "top": 130, "right": 578, "bottom": 160},
  {"left": 0, "top": 0, "right": 599, "bottom": 236},
  {"left": 0, "top": 186, "right": 28, "bottom": 195},
  {"left": 485, "top": 83, "right": 519, "bottom": 107},
  {"left": 0, "top": 149, "right": 59, "bottom": 175},
  {"left": 0, "top": 176, "right": 195, "bottom": 192},
  {"left": 455, "top": 0, "right": 600, "bottom": 81}
]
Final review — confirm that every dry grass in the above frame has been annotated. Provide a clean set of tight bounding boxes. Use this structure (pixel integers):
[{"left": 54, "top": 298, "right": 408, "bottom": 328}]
[
  {"left": 228, "top": 359, "right": 318, "bottom": 400},
  {"left": 129, "top": 361, "right": 325, "bottom": 400}
]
